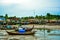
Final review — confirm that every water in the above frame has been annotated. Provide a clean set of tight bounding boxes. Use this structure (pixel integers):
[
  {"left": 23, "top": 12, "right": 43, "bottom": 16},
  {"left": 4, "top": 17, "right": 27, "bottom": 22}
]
[
  {"left": 34, "top": 29, "right": 60, "bottom": 40},
  {"left": 0, "top": 30, "right": 60, "bottom": 40},
  {"left": 0, "top": 29, "right": 60, "bottom": 40},
  {"left": 47, "top": 29, "right": 60, "bottom": 40}
]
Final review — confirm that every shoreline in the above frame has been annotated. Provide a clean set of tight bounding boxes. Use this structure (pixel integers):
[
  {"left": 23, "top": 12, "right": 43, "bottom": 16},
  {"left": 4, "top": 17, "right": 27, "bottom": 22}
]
[
  {"left": 0, "top": 24, "right": 60, "bottom": 30},
  {"left": 22, "top": 24, "right": 60, "bottom": 30}
]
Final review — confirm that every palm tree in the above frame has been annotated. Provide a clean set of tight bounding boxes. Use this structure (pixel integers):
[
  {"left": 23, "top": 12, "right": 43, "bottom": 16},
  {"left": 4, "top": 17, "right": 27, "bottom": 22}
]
[
  {"left": 46, "top": 13, "right": 51, "bottom": 23},
  {"left": 5, "top": 14, "right": 8, "bottom": 24}
]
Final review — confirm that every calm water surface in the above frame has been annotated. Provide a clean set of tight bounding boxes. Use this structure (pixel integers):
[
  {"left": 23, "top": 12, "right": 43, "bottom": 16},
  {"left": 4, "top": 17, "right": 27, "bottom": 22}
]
[{"left": 8, "top": 29, "right": 60, "bottom": 40}]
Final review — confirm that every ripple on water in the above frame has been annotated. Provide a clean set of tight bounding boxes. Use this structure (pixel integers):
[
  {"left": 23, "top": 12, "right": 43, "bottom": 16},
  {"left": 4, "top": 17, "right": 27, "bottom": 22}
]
[
  {"left": 7, "top": 29, "right": 60, "bottom": 40},
  {"left": 34, "top": 29, "right": 60, "bottom": 40}
]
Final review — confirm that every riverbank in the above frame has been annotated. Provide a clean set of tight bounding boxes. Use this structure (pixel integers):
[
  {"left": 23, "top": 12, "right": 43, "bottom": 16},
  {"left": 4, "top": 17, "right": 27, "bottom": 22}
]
[
  {"left": 22, "top": 24, "right": 60, "bottom": 30},
  {"left": 0, "top": 24, "right": 60, "bottom": 40},
  {"left": 0, "top": 24, "right": 60, "bottom": 30}
]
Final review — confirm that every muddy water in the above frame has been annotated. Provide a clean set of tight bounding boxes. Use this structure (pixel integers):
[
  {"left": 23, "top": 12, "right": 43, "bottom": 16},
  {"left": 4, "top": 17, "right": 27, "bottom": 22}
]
[
  {"left": 7, "top": 29, "right": 60, "bottom": 40},
  {"left": 0, "top": 25, "right": 60, "bottom": 40},
  {"left": 0, "top": 30, "right": 60, "bottom": 40}
]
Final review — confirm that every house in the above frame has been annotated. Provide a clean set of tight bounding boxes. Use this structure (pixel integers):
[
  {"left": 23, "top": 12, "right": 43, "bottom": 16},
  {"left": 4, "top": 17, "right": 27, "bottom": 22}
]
[
  {"left": 0, "top": 17, "right": 5, "bottom": 21},
  {"left": 7, "top": 17, "right": 20, "bottom": 24},
  {"left": 0, "top": 17, "right": 5, "bottom": 24},
  {"left": 28, "top": 19, "right": 40, "bottom": 24}
]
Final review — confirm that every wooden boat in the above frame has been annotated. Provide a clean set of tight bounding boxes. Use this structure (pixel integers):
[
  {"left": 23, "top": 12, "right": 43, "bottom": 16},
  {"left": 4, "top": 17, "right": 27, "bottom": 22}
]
[
  {"left": 0, "top": 25, "right": 16, "bottom": 30},
  {"left": 6, "top": 31, "right": 35, "bottom": 35}
]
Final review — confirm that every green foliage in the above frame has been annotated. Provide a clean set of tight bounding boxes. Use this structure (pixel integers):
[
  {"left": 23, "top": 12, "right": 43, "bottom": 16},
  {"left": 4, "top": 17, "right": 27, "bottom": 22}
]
[
  {"left": 0, "top": 16, "right": 4, "bottom": 17},
  {"left": 0, "top": 13, "right": 60, "bottom": 21},
  {"left": 46, "top": 13, "right": 51, "bottom": 20},
  {"left": 20, "top": 13, "right": 60, "bottom": 21},
  {"left": 5, "top": 14, "right": 8, "bottom": 19},
  {"left": 14, "top": 16, "right": 16, "bottom": 18}
]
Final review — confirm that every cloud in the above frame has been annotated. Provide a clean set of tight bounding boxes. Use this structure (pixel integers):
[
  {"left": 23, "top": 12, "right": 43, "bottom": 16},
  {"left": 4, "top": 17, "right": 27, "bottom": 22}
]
[
  {"left": 0, "top": 0, "right": 60, "bottom": 17},
  {"left": 0, "top": 0, "right": 60, "bottom": 9}
]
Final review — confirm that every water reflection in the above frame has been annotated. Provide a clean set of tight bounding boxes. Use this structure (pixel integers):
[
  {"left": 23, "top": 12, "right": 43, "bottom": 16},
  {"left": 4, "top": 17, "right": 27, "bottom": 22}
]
[
  {"left": 8, "top": 29, "right": 60, "bottom": 40},
  {"left": 49, "top": 29, "right": 60, "bottom": 34},
  {"left": 34, "top": 29, "right": 60, "bottom": 40}
]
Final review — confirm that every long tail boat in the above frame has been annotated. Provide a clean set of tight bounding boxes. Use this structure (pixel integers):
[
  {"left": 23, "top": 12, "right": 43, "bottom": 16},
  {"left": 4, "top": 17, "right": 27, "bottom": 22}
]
[{"left": 6, "top": 31, "right": 35, "bottom": 35}]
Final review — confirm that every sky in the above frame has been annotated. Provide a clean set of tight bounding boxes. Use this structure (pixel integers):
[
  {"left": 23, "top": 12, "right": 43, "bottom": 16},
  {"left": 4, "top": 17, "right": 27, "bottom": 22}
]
[{"left": 0, "top": 0, "right": 60, "bottom": 17}]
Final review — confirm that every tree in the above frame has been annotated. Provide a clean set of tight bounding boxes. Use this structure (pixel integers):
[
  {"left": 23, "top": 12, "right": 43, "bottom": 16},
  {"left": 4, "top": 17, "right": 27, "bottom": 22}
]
[
  {"left": 46, "top": 13, "right": 51, "bottom": 20},
  {"left": 35, "top": 15, "right": 38, "bottom": 19},
  {"left": 0, "top": 16, "right": 4, "bottom": 17},
  {"left": 29, "top": 16, "right": 34, "bottom": 19},
  {"left": 5, "top": 14, "right": 8, "bottom": 19},
  {"left": 5, "top": 14, "right": 8, "bottom": 24},
  {"left": 38, "top": 15, "right": 43, "bottom": 19},
  {"left": 14, "top": 16, "right": 16, "bottom": 18}
]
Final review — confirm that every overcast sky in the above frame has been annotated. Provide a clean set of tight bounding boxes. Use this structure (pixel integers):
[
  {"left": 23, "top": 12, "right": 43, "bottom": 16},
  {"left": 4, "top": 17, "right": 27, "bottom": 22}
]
[{"left": 0, "top": 0, "right": 60, "bottom": 17}]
